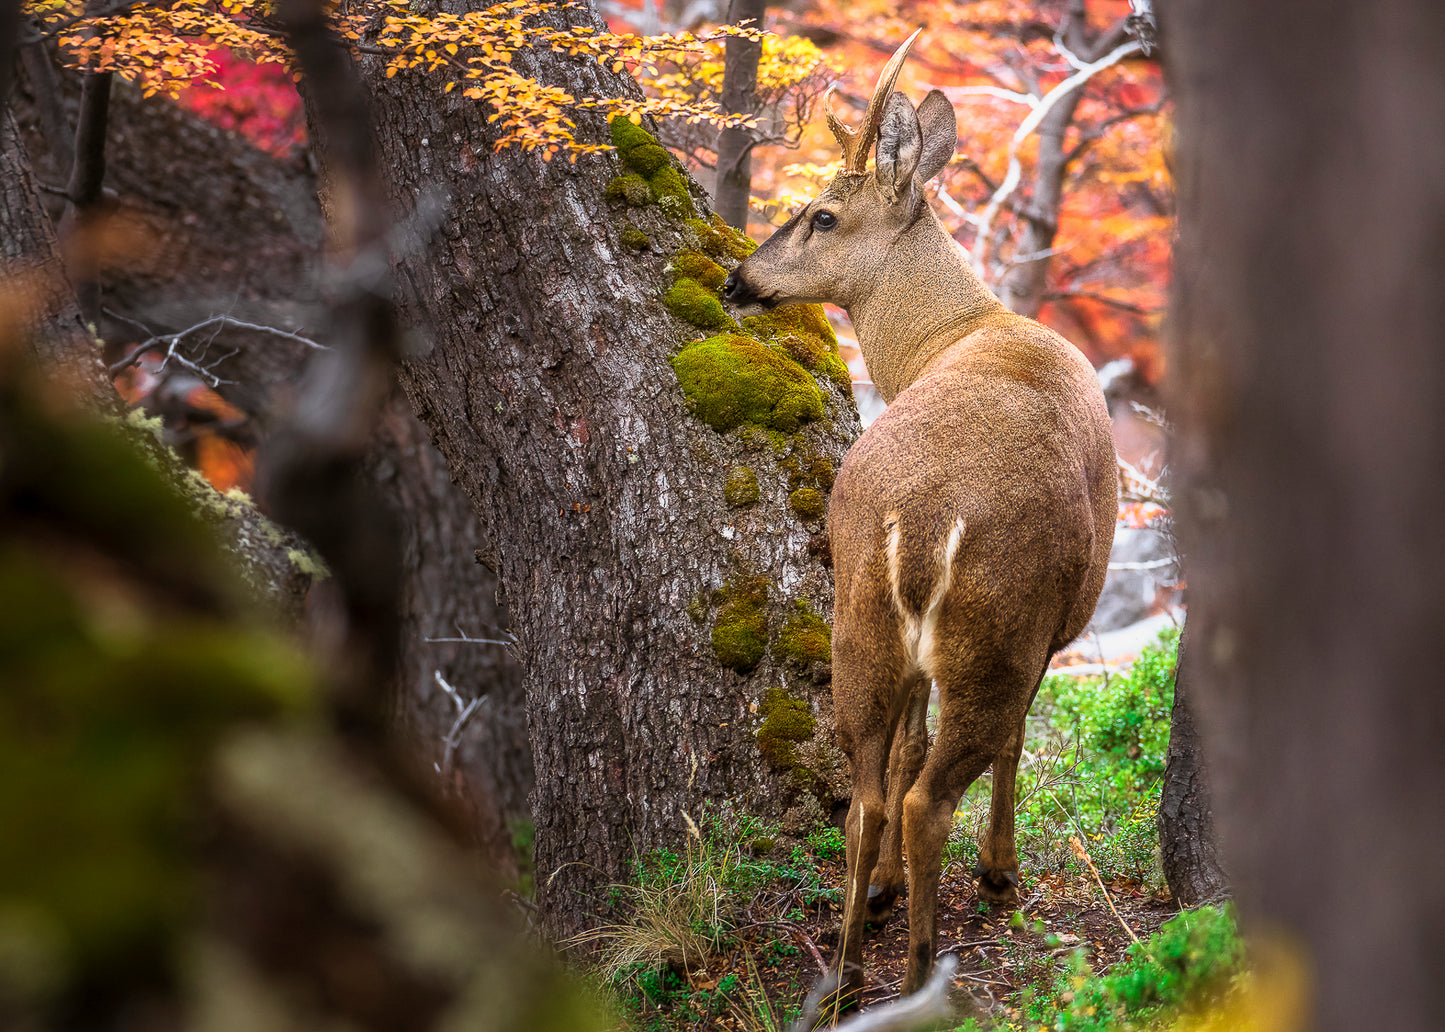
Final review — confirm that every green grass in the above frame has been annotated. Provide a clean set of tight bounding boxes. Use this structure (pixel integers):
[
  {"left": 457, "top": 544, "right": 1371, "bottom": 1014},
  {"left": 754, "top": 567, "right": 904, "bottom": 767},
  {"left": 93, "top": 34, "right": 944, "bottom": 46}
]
[{"left": 574, "top": 812, "right": 836, "bottom": 1030}]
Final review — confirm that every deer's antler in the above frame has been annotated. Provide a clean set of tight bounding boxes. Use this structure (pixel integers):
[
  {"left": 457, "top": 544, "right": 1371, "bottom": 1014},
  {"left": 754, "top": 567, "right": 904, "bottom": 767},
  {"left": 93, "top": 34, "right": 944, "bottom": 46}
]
[{"left": 825, "top": 28, "right": 922, "bottom": 173}]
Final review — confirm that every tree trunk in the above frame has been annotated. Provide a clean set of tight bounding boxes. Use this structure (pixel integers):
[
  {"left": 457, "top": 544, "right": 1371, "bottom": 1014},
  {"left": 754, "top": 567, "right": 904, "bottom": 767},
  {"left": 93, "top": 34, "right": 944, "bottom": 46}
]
[
  {"left": 1157, "top": 619, "right": 1228, "bottom": 906},
  {"left": 1165, "top": 2, "right": 1445, "bottom": 1029},
  {"left": 0, "top": 105, "right": 113, "bottom": 410},
  {"left": 714, "top": 0, "right": 766, "bottom": 229},
  {"left": 998, "top": 91, "right": 1081, "bottom": 318},
  {"left": 334, "top": 0, "right": 856, "bottom": 935},
  {"left": 372, "top": 391, "right": 533, "bottom": 878}
]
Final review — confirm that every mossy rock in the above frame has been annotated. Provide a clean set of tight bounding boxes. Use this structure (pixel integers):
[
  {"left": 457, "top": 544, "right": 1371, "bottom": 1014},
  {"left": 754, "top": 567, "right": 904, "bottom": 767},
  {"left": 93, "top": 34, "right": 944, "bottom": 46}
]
[
  {"left": 664, "top": 278, "right": 735, "bottom": 331},
  {"left": 605, "top": 173, "right": 651, "bottom": 207},
  {"left": 620, "top": 226, "right": 649, "bottom": 251},
  {"left": 686, "top": 214, "right": 758, "bottom": 262},
  {"left": 711, "top": 572, "right": 769, "bottom": 672},
  {"left": 774, "top": 601, "right": 831, "bottom": 669},
  {"left": 673, "top": 250, "right": 728, "bottom": 291},
  {"left": 723, "top": 466, "right": 760, "bottom": 508},
  {"left": 672, "top": 335, "right": 825, "bottom": 434},
  {"left": 743, "top": 304, "right": 851, "bottom": 390},
  {"left": 757, "top": 688, "right": 817, "bottom": 770},
  {"left": 789, "top": 487, "right": 826, "bottom": 521}
]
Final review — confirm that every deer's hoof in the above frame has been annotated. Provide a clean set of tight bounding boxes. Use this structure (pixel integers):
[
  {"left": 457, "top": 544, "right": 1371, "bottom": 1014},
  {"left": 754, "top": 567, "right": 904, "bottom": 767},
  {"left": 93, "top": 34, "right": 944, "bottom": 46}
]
[
  {"left": 973, "top": 864, "right": 1020, "bottom": 903},
  {"left": 865, "top": 881, "right": 904, "bottom": 926}
]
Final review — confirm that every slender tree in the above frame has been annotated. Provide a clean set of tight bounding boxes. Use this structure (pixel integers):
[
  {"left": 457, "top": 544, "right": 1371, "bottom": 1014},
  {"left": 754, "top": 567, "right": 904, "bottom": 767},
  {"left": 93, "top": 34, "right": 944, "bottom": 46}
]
[{"left": 714, "top": 0, "right": 767, "bottom": 227}]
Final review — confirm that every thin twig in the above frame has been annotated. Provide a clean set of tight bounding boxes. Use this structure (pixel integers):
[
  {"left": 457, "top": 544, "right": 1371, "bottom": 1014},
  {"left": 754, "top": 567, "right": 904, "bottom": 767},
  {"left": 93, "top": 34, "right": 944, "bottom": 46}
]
[
  {"left": 106, "top": 311, "right": 326, "bottom": 381},
  {"left": 1058, "top": 821, "right": 1145, "bottom": 952},
  {"left": 434, "top": 670, "right": 487, "bottom": 779}
]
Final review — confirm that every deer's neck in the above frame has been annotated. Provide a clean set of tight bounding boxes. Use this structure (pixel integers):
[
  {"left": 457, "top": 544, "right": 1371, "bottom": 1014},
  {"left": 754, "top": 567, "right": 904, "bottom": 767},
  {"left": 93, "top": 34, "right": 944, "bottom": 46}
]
[{"left": 848, "top": 208, "right": 1004, "bottom": 403}]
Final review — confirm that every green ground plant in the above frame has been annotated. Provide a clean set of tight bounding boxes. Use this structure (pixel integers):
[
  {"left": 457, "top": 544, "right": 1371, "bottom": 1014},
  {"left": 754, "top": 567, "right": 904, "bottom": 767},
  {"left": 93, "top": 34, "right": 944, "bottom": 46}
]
[
  {"left": 577, "top": 812, "right": 838, "bottom": 1029},
  {"left": 997, "top": 904, "right": 1244, "bottom": 1032}
]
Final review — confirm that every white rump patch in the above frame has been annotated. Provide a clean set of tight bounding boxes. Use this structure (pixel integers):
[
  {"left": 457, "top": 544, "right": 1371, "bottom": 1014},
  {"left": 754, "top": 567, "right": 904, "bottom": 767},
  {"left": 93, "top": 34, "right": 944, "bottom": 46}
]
[{"left": 888, "top": 516, "right": 967, "bottom": 680}]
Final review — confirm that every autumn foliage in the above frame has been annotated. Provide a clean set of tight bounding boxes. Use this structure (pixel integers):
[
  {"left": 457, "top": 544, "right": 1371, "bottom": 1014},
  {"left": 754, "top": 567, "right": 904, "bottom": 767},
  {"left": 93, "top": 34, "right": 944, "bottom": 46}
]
[{"left": 26, "top": 0, "right": 1170, "bottom": 487}]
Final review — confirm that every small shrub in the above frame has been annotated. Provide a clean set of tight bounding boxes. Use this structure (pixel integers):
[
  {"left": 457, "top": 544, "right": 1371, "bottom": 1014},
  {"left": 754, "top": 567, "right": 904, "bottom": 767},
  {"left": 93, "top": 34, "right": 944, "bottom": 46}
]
[{"left": 1020, "top": 904, "right": 1244, "bottom": 1031}]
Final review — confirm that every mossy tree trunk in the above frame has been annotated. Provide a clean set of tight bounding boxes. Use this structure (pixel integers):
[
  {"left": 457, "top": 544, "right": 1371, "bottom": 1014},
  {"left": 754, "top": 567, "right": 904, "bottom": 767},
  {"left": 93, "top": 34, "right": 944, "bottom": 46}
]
[{"left": 330, "top": 0, "right": 857, "bottom": 935}]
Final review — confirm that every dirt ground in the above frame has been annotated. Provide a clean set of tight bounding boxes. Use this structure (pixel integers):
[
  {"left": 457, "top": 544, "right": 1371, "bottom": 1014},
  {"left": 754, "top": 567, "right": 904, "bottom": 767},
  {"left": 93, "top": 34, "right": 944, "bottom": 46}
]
[{"left": 683, "top": 862, "right": 1178, "bottom": 1029}]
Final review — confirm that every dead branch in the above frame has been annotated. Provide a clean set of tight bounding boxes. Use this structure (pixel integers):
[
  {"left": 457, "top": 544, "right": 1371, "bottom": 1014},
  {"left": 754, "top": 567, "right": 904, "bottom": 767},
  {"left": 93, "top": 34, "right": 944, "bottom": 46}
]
[{"left": 972, "top": 37, "right": 1143, "bottom": 278}]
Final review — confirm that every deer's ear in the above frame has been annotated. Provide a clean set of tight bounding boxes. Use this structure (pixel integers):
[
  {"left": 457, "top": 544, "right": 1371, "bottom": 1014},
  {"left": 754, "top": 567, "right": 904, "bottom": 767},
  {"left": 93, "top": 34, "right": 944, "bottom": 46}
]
[
  {"left": 915, "top": 89, "right": 957, "bottom": 182},
  {"left": 876, "top": 91, "right": 922, "bottom": 202}
]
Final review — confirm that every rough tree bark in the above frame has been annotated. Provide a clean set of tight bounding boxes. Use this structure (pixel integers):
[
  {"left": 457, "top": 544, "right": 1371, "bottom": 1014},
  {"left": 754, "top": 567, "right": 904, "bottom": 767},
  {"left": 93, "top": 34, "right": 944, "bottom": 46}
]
[
  {"left": 714, "top": 0, "right": 766, "bottom": 228},
  {"left": 1156, "top": 619, "right": 1228, "bottom": 906},
  {"left": 328, "top": 0, "right": 857, "bottom": 934},
  {"left": 0, "top": 106, "right": 114, "bottom": 410},
  {"left": 371, "top": 391, "right": 532, "bottom": 876},
  {"left": 1166, "top": 2, "right": 1445, "bottom": 1029}
]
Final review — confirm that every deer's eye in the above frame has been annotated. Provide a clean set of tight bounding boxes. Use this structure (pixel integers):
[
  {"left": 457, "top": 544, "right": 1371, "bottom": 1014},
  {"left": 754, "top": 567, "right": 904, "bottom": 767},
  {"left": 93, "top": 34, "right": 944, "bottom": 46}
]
[{"left": 812, "top": 210, "right": 837, "bottom": 231}]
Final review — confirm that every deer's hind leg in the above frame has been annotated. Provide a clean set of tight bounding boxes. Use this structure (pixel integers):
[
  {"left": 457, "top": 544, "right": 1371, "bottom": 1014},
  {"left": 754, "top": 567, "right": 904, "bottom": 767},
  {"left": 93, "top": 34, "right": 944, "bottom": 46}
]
[
  {"left": 975, "top": 710, "right": 1028, "bottom": 902},
  {"left": 867, "top": 675, "right": 930, "bottom": 925},
  {"left": 976, "top": 664, "right": 1049, "bottom": 901},
  {"left": 831, "top": 629, "right": 912, "bottom": 997}
]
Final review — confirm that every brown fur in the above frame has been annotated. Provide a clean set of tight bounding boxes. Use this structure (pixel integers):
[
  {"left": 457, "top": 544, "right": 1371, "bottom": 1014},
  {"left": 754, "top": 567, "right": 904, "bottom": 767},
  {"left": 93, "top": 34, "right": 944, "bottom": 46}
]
[{"left": 726, "top": 55, "right": 1117, "bottom": 999}]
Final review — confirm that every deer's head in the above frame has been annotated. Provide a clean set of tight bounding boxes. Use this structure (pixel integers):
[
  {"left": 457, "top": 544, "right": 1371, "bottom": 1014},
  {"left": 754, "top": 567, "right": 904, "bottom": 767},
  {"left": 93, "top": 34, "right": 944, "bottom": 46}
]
[{"left": 722, "top": 31, "right": 957, "bottom": 313}]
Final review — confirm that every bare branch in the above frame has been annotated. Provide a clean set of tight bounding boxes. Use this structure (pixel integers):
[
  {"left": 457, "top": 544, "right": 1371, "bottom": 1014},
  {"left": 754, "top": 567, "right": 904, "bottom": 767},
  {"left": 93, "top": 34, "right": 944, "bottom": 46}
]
[
  {"left": 106, "top": 312, "right": 326, "bottom": 386},
  {"left": 1064, "top": 103, "right": 1164, "bottom": 166},
  {"left": 1043, "top": 289, "right": 1156, "bottom": 316},
  {"left": 972, "top": 38, "right": 1143, "bottom": 277},
  {"left": 424, "top": 621, "right": 516, "bottom": 647},
  {"left": 434, "top": 670, "right": 486, "bottom": 780}
]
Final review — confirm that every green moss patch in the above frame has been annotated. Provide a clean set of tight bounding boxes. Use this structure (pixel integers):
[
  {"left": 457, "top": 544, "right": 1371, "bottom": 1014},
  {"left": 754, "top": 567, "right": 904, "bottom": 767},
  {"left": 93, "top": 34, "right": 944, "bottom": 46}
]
[
  {"left": 672, "top": 336, "right": 825, "bottom": 434},
  {"left": 773, "top": 601, "right": 831, "bottom": 669},
  {"left": 608, "top": 117, "right": 696, "bottom": 218},
  {"left": 673, "top": 250, "right": 727, "bottom": 291},
  {"left": 605, "top": 173, "right": 651, "bottom": 207},
  {"left": 686, "top": 214, "right": 758, "bottom": 261},
  {"left": 711, "top": 572, "right": 770, "bottom": 672},
  {"left": 743, "top": 304, "right": 851, "bottom": 390},
  {"left": 723, "top": 466, "right": 760, "bottom": 508},
  {"left": 788, "top": 487, "right": 826, "bottom": 521},
  {"left": 757, "top": 688, "right": 817, "bottom": 770},
  {"left": 664, "top": 278, "right": 735, "bottom": 331},
  {"left": 620, "top": 226, "right": 649, "bottom": 251}
]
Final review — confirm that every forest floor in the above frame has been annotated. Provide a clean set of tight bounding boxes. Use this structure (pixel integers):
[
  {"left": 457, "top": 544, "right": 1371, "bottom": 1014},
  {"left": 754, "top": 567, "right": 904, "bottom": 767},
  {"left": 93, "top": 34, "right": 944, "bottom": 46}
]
[
  {"left": 603, "top": 626, "right": 1193, "bottom": 1030},
  {"left": 615, "top": 856, "right": 1179, "bottom": 1030}
]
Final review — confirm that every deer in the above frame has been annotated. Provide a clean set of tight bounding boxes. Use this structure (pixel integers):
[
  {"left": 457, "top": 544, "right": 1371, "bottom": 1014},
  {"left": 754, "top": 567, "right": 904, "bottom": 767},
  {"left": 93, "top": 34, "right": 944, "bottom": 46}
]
[{"left": 722, "top": 31, "right": 1118, "bottom": 999}]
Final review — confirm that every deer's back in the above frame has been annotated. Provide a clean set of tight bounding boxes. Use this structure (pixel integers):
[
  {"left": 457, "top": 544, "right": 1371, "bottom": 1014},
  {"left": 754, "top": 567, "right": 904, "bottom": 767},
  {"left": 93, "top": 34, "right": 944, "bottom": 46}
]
[{"left": 831, "top": 317, "right": 1116, "bottom": 663}]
